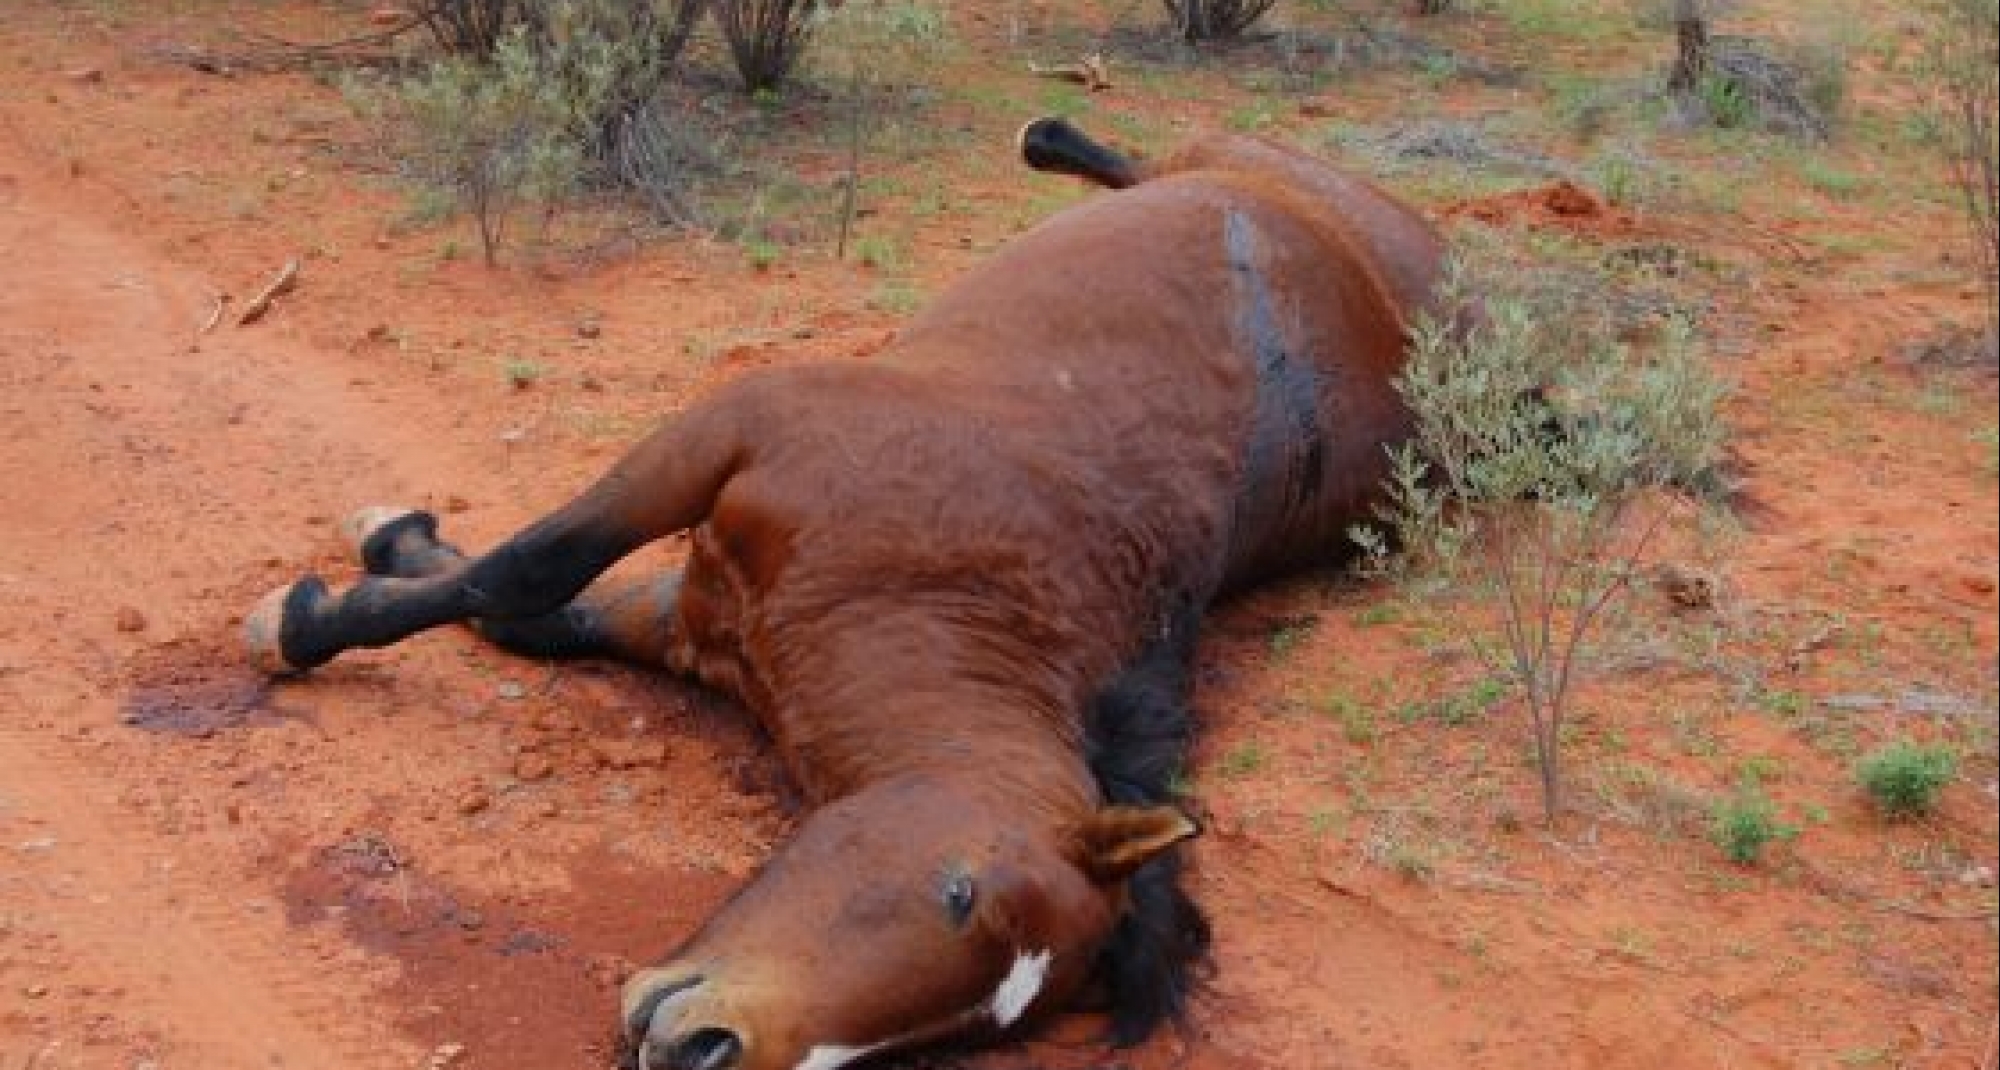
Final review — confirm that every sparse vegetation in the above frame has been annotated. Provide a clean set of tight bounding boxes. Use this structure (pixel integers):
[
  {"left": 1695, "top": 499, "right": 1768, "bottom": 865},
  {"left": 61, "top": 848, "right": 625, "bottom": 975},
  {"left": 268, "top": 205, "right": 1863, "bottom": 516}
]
[
  {"left": 353, "top": 0, "right": 718, "bottom": 259},
  {"left": 365, "top": 28, "right": 587, "bottom": 264},
  {"left": 1356, "top": 248, "right": 1727, "bottom": 825},
  {"left": 1220, "top": 739, "right": 1271, "bottom": 778},
  {"left": 1927, "top": 0, "right": 2000, "bottom": 334},
  {"left": 1161, "top": 0, "right": 1278, "bottom": 42},
  {"left": 1710, "top": 778, "right": 1795, "bottom": 864},
  {"left": 1856, "top": 739, "right": 1959, "bottom": 818},
  {"left": 715, "top": 0, "right": 819, "bottom": 92}
]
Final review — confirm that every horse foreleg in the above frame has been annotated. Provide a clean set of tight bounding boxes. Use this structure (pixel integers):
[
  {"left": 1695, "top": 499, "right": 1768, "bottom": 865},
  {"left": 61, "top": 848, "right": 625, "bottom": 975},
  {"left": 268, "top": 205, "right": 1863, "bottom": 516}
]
[{"left": 244, "top": 396, "right": 750, "bottom": 675}]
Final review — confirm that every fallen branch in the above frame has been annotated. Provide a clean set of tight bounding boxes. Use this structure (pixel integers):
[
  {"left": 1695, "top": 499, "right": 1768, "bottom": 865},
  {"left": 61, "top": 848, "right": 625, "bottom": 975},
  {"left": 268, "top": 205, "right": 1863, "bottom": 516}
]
[
  {"left": 1029, "top": 53, "right": 1112, "bottom": 91},
  {"left": 237, "top": 15, "right": 423, "bottom": 56},
  {"left": 238, "top": 258, "right": 300, "bottom": 326}
]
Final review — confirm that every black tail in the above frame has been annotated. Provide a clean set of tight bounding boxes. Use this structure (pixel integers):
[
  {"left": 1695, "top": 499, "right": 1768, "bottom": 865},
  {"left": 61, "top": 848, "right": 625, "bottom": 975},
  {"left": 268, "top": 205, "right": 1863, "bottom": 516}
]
[{"left": 1017, "top": 116, "right": 1143, "bottom": 190}]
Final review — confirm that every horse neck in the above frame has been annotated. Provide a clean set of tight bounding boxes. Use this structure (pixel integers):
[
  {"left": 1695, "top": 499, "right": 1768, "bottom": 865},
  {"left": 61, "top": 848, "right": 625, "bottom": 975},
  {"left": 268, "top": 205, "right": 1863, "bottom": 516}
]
[{"left": 759, "top": 599, "right": 1113, "bottom": 823}]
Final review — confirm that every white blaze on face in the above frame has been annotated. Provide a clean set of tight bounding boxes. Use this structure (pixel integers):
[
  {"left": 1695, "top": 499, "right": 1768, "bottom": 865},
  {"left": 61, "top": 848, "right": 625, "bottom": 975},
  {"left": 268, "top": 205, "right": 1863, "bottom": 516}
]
[
  {"left": 794, "top": 1043, "right": 882, "bottom": 1070},
  {"left": 792, "top": 947, "right": 1054, "bottom": 1070},
  {"left": 990, "top": 948, "right": 1053, "bottom": 1028}
]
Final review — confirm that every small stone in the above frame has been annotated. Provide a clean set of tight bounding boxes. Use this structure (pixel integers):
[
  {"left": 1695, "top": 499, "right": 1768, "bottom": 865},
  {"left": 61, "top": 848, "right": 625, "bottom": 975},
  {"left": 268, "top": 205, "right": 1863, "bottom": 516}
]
[
  {"left": 1298, "top": 99, "right": 1333, "bottom": 118},
  {"left": 114, "top": 606, "right": 147, "bottom": 632},
  {"left": 444, "top": 494, "right": 471, "bottom": 513},
  {"left": 576, "top": 318, "right": 602, "bottom": 339},
  {"left": 457, "top": 789, "right": 491, "bottom": 816},
  {"left": 426, "top": 1041, "right": 467, "bottom": 1068},
  {"left": 513, "top": 751, "right": 553, "bottom": 782},
  {"left": 1963, "top": 574, "right": 1995, "bottom": 596},
  {"left": 23, "top": 983, "right": 49, "bottom": 998},
  {"left": 591, "top": 736, "right": 666, "bottom": 770},
  {"left": 17, "top": 837, "right": 57, "bottom": 852},
  {"left": 495, "top": 681, "right": 528, "bottom": 701},
  {"left": 67, "top": 67, "right": 104, "bottom": 85},
  {"left": 1652, "top": 563, "right": 1717, "bottom": 610}
]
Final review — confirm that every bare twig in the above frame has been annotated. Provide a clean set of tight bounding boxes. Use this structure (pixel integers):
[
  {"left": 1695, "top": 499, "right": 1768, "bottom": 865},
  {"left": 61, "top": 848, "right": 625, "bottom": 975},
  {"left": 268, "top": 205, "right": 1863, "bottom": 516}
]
[
  {"left": 238, "top": 17, "right": 424, "bottom": 55},
  {"left": 237, "top": 258, "right": 300, "bottom": 326},
  {"left": 1028, "top": 53, "right": 1113, "bottom": 91},
  {"left": 199, "top": 293, "right": 228, "bottom": 335}
]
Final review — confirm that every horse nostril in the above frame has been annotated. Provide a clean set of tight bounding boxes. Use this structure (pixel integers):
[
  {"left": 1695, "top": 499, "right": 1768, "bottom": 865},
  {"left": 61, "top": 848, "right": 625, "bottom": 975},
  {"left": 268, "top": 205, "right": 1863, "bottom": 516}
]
[{"left": 658, "top": 1027, "right": 744, "bottom": 1070}]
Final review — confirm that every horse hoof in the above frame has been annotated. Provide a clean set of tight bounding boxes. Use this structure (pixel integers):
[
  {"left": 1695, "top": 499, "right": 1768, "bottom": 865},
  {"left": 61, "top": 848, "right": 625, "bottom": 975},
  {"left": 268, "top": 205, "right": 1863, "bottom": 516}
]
[
  {"left": 340, "top": 505, "right": 420, "bottom": 560},
  {"left": 242, "top": 579, "right": 327, "bottom": 676}
]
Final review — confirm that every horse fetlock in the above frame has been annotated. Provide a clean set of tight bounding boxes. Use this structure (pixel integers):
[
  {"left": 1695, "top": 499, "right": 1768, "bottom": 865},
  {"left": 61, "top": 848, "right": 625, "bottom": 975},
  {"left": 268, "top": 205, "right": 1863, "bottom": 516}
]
[
  {"left": 242, "top": 577, "right": 333, "bottom": 675},
  {"left": 341, "top": 504, "right": 419, "bottom": 560},
  {"left": 342, "top": 505, "right": 437, "bottom": 575}
]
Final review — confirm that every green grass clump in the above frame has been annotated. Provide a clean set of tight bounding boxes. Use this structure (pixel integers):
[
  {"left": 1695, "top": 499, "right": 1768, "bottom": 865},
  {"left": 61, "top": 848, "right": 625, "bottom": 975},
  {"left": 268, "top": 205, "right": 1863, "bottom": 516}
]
[
  {"left": 1855, "top": 740, "right": 1958, "bottom": 818},
  {"left": 1710, "top": 782, "right": 1796, "bottom": 865}
]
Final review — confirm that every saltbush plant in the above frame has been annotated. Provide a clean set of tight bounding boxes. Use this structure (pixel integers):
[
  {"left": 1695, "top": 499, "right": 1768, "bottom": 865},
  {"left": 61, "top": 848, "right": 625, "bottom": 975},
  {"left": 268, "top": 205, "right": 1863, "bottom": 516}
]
[
  {"left": 382, "top": 26, "right": 586, "bottom": 263},
  {"left": 1856, "top": 739, "right": 1958, "bottom": 819},
  {"left": 1355, "top": 245, "right": 1727, "bottom": 825}
]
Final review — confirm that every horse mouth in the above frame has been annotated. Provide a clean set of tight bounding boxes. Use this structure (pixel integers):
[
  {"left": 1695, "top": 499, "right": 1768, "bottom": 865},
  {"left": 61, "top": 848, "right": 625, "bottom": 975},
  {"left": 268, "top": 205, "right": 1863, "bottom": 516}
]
[{"left": 622, "top": 972, "right": 748, "bottom": 1070}]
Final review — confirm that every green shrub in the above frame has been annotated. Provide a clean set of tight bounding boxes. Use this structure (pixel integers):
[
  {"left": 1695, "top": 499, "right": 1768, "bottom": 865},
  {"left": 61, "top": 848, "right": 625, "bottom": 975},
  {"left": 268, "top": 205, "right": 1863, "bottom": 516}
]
[
  {"left": 359, "top": 0, "right": 715, "bottom": 257},
  {"left": 1856, "top": 740, "right": 1958, "bottom": 818},
  {"left": 1709, "top": 782, "right": 1795, "bottom": 864},
  {"left": 1356, "top": 244, "right": 1727, "bottom": 824},
  {"left": 379, "top": 27, "right": 588, "bottom": 263},
  {"left": 1698, "top": 71, "right": 1752, "bottom": 129}
]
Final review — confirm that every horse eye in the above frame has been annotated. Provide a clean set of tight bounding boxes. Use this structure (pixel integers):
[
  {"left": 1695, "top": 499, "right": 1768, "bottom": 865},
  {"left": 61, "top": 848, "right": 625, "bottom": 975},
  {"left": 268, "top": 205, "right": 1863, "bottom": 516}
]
[{"left": 941, "top": 870, "right": 977, "bottom": 927}]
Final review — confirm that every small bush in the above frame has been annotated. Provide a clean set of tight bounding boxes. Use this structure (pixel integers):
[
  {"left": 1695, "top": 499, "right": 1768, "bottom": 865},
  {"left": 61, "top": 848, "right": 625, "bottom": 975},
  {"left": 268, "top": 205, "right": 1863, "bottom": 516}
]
[
  {"left": 361, "top": 0, "right": 715, "bottom": 256},
  {"left": 1856, "top": 740, "right": 1959, "bottom": 818},
  {"left": 1927, "top": 0, "right": 1999, "bottom": 326},
  {"left": 1357, "top": 243, "right": 1727, "bottom": 825},
  {"left": 716, "top": 0, "right": 819, "bottom": 92},
  {"left": 1709, "top": 782, "right": 1795, "bottom": 864},
  {"left": 413, "top": 0, "right": 539, "bottom": 58},
  {"left": 378, "top": 28, "right": 588, "bottom": 263},
  {"left": 1162, "top": 0, "right": 1279, "bottom": 42}
]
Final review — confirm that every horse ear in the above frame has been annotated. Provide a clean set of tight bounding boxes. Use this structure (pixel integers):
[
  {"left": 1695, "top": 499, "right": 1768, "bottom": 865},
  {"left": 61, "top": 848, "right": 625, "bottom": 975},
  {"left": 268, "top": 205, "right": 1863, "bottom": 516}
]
[{"left": 1077, "top": 805, "right": 1199, "bottom": 883}]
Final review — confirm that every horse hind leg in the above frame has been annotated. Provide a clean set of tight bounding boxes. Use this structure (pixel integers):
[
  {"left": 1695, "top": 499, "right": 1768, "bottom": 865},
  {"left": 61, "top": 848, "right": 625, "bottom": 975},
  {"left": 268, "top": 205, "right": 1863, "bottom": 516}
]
[{"left": 337, "top": 506, "right": 680, "bottom": 665}]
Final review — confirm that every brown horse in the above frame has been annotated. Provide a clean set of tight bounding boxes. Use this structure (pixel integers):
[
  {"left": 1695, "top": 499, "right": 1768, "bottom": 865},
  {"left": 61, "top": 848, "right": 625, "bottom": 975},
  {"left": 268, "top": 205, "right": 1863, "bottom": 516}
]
[{"left": 243, "top": 118, "right": 1445, "bottom": 1070}]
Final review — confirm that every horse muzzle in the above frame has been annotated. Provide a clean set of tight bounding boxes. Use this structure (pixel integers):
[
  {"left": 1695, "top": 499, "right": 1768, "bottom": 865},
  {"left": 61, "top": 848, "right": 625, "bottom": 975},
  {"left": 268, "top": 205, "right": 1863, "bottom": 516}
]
[{"left": 624, "top": 970, "right": 747, "bottom": 1070}]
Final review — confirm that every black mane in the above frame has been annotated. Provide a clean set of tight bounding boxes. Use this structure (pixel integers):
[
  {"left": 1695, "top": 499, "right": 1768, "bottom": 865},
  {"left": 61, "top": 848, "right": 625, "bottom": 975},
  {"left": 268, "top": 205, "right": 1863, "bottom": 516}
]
[{"left": 1082, "top": 595, "right": 1212, "bottom": 1046}]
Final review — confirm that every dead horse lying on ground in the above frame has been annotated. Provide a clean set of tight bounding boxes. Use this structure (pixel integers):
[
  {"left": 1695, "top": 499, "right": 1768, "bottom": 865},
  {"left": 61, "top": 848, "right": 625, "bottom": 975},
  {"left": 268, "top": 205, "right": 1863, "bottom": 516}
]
[{"left": 244, "top": 117, "right": 1446, "bottom": 1070}]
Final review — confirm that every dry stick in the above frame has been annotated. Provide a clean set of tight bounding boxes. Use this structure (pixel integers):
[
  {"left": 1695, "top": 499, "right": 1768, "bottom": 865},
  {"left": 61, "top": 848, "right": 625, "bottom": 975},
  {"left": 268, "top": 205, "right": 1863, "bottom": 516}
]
[
  {"left": 198, "top": 293, "right": 228, "bottom": 335},
  {"left": 1028, "top": 54, "right": 1113, "bottom": 91},
  {"left": 239, "top": 17, "right": 423, "bottom": 55},
  {"left": 836, "top": 57, "right": 865, "bottom": 261},
  {"left": 237, "top": 257, "right": 300, "bottom": 326}
]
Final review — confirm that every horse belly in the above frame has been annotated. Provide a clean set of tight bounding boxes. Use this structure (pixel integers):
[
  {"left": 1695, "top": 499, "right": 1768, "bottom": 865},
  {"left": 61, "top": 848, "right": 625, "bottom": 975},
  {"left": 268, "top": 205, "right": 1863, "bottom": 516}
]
[{"left": 1215, "top": 206, "right": 1411, "bottom": 590}]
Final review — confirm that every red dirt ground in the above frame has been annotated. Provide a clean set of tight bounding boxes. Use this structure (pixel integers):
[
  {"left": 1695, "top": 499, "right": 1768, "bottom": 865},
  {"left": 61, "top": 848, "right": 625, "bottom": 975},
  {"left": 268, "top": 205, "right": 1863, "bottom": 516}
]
[{"left": 1, "top": 3, "right": 1994, "bottom": 1069}]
